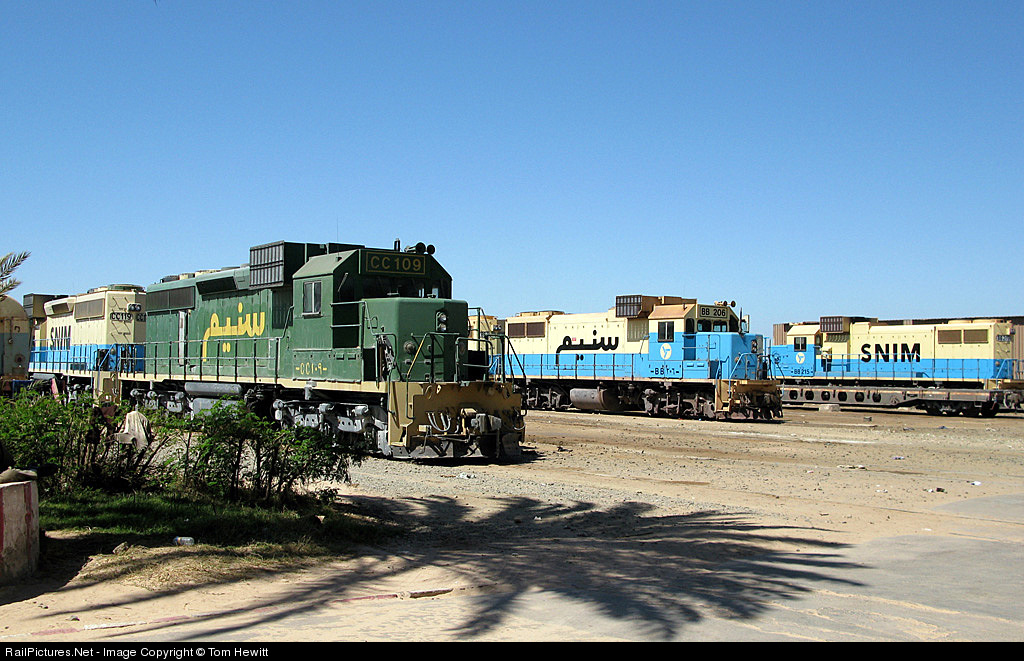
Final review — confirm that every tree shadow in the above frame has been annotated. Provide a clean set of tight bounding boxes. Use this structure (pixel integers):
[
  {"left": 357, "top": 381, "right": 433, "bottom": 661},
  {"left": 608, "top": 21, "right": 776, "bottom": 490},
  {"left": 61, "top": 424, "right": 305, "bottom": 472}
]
[
  {"left": 14, "top": 494, "right": 867, "bottom": 640},
  {"left": 0, "top": 532, "right": 99, "bottom": 607}
]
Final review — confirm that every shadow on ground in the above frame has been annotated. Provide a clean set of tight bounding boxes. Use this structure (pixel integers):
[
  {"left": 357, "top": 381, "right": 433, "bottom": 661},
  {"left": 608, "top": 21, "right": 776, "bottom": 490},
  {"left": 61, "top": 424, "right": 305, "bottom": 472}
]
[
  {"left": 4, "top": 493, "right": 865, "bottom": 640},
  {"left": 0, "top": 533, "right": 97, "bottom": 608}
]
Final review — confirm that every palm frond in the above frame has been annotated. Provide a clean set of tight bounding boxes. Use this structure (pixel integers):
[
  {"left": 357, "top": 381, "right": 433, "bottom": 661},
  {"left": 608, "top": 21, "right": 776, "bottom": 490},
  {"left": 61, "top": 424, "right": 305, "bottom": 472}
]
[{"left": 0, "top": 250, "right": 30, "bottom": 297}]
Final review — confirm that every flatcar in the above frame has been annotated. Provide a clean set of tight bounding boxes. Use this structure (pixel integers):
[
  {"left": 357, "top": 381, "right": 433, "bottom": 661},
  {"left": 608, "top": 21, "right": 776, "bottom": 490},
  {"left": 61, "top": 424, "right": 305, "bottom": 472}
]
[
  {"left": 770, "top": 315, "right": 1024, "bottom": 416},
  {"left": 25, "top": 286, "right": 146, "bottom": 400},
  {"left": 493, "top": 295, "right": 782, "bottom": 420},
  {"left": 85, "top": 240, "right": 521, "bottom": 459},
  {"left": 0, "top": 295, "right": 31, "bottom": 395}
]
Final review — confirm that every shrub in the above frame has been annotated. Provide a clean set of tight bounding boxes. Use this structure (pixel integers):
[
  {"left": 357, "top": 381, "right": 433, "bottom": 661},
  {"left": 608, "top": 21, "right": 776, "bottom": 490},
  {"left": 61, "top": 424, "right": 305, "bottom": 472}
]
[
  {"left": 0, "top": 392, "right": 170, "bottom": 495},
  {"left": 172, "top": 401, "right": 360, "bottom": 505},
  {"left": 0, "top": 393, "right": 360, "bottom": 504}
]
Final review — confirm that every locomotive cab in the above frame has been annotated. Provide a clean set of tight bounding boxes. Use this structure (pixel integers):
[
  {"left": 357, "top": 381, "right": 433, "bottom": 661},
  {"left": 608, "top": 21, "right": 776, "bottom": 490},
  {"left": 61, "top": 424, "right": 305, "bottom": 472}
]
[
  {"left": 286, "top": 245, "right": 467, "bottom": 383},
  {"left": 646, "top": 301, "right": 761, "bottom": 380}
]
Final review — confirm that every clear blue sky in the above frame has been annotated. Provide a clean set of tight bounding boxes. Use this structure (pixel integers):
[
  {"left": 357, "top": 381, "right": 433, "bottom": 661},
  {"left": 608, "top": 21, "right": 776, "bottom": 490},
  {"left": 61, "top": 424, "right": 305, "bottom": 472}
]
[{"left": 3, "top": 1, "right": 1021, "bottom": 336}]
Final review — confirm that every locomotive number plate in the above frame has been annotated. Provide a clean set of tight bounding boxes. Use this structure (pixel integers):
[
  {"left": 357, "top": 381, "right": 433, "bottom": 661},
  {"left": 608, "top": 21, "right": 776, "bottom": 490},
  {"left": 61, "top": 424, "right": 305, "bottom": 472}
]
[
  {"left": 362, "top": 251, "right": 427, "bottom": 276},
  {"left": 698, "top": 306, "right": 729, "bottom": 319}
]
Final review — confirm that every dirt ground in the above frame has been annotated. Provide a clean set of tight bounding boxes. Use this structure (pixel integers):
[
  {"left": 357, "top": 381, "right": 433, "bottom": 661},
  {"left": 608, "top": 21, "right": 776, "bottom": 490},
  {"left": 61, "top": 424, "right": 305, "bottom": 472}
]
[
  {"left": 2, "top": 405, "right": 1022, "bottom": 641},
  {"left": 514, "top": 406, "right": 1024, "bottom": 543}
]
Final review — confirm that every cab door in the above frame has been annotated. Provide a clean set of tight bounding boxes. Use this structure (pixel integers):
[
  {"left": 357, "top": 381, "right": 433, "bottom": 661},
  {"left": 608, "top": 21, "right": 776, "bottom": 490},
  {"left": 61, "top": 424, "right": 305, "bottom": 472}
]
[
  {"left": 178, "top": 310, "right": 188, "bottom": 367},
  {"left": 708, "top": 334, "right": 720, "bottom": 378}
]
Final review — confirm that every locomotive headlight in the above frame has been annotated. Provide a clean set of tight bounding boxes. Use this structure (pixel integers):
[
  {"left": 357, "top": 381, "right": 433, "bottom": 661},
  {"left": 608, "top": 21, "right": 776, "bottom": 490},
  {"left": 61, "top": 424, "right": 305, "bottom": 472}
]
[{"left": 436, "top": 311, "right": 448, "bottom": 332}]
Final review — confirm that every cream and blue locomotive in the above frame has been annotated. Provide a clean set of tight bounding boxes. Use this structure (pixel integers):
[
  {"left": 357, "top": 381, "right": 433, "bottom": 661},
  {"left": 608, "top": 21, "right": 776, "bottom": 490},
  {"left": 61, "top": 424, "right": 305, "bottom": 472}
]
[
  {"left": 25, "top": 286, "right": 147, "bottom": 400},
  {"left": 770, "top": 316, "right": 1023, "bottom": 416},
  {"left": 495, "top": 295, "right": 781, "bottom": 420},
  {"left": 0, "top": 295, "right": 31, "bottom": 395}
]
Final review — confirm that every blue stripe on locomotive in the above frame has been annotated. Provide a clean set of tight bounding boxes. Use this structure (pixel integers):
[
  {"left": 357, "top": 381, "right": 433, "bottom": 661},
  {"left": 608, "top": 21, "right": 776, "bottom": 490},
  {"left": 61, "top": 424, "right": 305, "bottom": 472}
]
[
  {"left": 769, "top": 345, "right": 1013, "bottom": 381},
  {"left": 503, "top": 332, "right": 764, "bottom": 381},
  {"left": 30, "top": 343, "right": 146, "bottom": 373}
]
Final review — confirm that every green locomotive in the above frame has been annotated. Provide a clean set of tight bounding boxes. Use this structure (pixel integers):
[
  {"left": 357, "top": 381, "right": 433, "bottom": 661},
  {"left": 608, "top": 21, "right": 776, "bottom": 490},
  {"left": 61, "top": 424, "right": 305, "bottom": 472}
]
[{"left": 122, "top": 240, "right": 523, "bottom": 459}]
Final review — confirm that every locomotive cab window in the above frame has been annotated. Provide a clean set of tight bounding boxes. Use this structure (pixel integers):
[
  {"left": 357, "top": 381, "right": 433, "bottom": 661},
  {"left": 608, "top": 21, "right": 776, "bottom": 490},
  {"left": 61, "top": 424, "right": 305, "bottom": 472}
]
[
  {"left": 794, "top": 337, "right": 807, "bottom": 351},
  {"left": 363, "top": 277, "right": 449, "bottom": 299},
  {"left": 658, "top": 321, "right": 675, "bottom": 343},
  {"left": 302, "top": 280, "right": 322, "bottom": 316}
]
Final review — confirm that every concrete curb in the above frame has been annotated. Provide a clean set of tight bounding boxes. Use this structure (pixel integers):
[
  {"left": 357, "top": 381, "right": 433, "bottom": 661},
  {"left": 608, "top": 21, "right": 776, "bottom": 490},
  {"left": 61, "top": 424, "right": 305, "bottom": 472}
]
[{"left": 0, "top": 481, "right": 39, "bottom": 585}]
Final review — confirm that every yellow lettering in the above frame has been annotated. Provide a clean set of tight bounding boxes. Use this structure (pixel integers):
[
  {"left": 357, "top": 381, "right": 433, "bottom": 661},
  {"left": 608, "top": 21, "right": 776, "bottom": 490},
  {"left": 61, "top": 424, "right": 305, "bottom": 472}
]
[
  {"left": 251, "top": 311, "right": 266, "bottom": 336},
  {"left": 201, "top": 313, "right": 220, "bottom": 360},
  {"left": 202, "top": 306, "right": 266, "bottom": 360}
]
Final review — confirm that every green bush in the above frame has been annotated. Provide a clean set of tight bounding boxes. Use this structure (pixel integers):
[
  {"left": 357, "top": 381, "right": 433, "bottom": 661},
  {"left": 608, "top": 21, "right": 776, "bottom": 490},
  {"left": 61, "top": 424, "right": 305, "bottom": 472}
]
[
  {"left": 0, "top": 391, "right": 178, "bottom": 495},
  {"left": 0, "top": 393, "right": 360, "bottom": 504},
  {"left": 180, "top": 401, "right": 359, "bottom": 504}
]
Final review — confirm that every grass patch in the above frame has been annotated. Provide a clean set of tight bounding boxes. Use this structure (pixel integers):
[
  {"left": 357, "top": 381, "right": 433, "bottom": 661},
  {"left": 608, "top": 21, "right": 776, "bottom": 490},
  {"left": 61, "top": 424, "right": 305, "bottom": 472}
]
[
  {"left": 37, "top": 490, "right": 401, "bottom": 590},
  {"left": 41, "top": 490, "right": 391, "bottom": 550}
]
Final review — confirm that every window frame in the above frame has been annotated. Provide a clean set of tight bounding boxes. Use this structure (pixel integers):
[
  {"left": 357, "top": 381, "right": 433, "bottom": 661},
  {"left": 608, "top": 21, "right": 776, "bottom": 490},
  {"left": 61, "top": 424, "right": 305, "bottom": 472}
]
[{"left": 302, "top": 280, "right": 323, "bottom": 317}]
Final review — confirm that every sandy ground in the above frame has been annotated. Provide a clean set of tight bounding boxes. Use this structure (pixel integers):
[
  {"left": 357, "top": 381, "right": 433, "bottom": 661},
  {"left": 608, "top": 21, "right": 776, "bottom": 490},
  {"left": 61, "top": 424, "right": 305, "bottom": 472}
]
[{"left": 1, "top": 405, "right": 1022, "bottom": 641}]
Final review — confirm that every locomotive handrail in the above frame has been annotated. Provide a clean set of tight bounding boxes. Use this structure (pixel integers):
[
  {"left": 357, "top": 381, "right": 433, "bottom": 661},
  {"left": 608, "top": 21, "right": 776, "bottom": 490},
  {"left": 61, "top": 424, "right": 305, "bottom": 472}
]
[
  {"left": 465, "top": 305, "right": 523, "bottom": 382},
  {"left": 405, "top": 332, "right": 428, "bottom": 382},
  {"left": 719, "top": 351, "right": 763, "bottom": 401},
  {"left": 506, "top": 335, "right": 527, "bottom": 382},
  {"left": 769, "top": 348, "right": 1012, "bottom": 384},
  {"left": 518, "top": 333, "right": 734, "bottom": 382},
  {"left": 497, "top": 335, "right": 528, "bottom": 383},
  {"left": 455, "top": 333, "right": 511, "bottom": 383},
  {"left": 406, "top": 331, "right": 461, "bottom": 383},
  {"left": 30, "top": 339, "right": 146, "bottom": 376},
  {"left": 102, "top": 337, "right": 282, "bottom": 385},
  {"left": 724, "top": 351, "right": 760, "bottom": 381},
  {"left": 382, "top": 329, "right": 456, "bottom": 383},
  {"left": 371, "top": 331, "right": 401, "bottom": 383}
]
